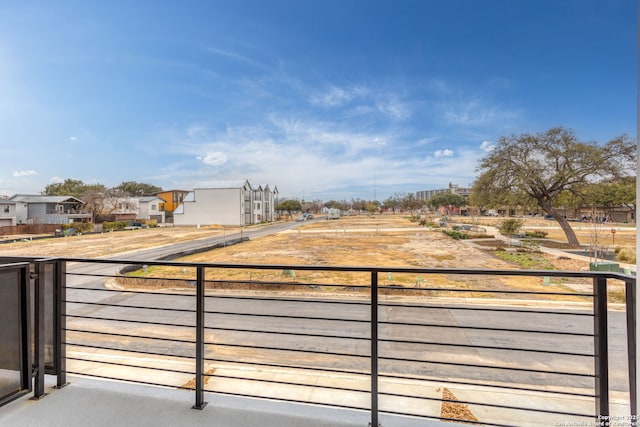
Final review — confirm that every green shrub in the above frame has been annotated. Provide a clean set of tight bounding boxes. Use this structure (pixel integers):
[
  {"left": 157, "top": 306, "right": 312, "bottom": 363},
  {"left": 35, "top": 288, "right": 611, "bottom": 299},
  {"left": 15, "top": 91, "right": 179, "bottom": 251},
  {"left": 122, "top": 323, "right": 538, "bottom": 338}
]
[
  {"left": 524, "top": 230, "right": 548, "bottom": 238},
  {"left": 498, "top": 218, "right": 524, "bottom": 236},
  {"left": 442, "top": 230, "right": 468, "bottom": 240},
  {"left": 103, "top": 221, "right": 127, "bottom": 231},
  {"left": 61, "top": 223, "right": 93, "bottom": 233}
]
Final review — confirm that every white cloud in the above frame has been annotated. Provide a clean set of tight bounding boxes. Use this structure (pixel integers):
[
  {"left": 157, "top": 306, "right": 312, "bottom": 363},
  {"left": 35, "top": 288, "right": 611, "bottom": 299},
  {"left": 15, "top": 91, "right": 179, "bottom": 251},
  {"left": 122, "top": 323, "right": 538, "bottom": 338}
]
[
  {"left": 440, "top": 99, "right": 520, "bottom": 127},
  {"left": 198, "top": 151, "right": 228, "bottom": 166},
  {"left": 49, "top": 176, "right": 64, "bottom": 184},
  {"left": 375, "top": 94, "right": 411, "bottom": 121},
  {"left": 13, "top": 170, "right": 37, "bottom": 177},
  {"left": 310, "top": 85, "right": 370, "bottom": 107},
  {"left": 69, "top": 136, "right": 77, "bottom": 141},
  {"left": 434, "top": 149, "right": 454, "bottom": 157},
  {"left": 480, "top": 140, "right": 494, "bottom": 152}
]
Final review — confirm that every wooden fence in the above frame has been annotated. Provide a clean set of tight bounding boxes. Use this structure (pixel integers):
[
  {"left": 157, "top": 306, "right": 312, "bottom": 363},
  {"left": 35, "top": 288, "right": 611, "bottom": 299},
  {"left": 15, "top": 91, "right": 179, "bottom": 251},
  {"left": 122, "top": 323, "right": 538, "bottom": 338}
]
[{"left": 0, "top": 224, "right": 60, "bottom": 236}]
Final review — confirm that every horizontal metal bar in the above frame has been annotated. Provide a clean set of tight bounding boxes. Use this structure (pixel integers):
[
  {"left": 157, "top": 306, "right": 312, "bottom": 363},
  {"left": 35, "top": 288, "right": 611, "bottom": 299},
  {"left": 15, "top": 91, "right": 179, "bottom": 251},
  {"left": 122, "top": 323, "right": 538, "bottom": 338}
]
[
  {"left": 378, "top": 355, "right": 595, "bottom": 378},
  {"left": 65, "top": 300, "right": 195, "bottom": 314},
  {"left": 66, "top": 356, "right": 193, "bottom": 376},
  {"left": 204, "top": 341, "right": 368, "bottom": 359},
  {"left": 67, "top": 286, "right": 195, "bottom": 297},
  {"left": 207, "top": 372, "right": 368, "bottom": 394},
  {"left": 378, "top": 390, "right": 594, "bottom": 418},
  {"left": 378, "top": 337, "right": 594, "bottom": 357},
  {"left": 200, "top": 389, "right": 369, "bottom": 414},
  {"left": 65, "top": 313, "right": 195, "bottom": 329},
  {"left": 204, "top": 357, "right": 367, "bottom": 378},
  {"left": 379, "top": 301, "right": 596, "bottom": 316},
  {"left": 65, "top": 342, "right": 194, "bottom": 359},
  {"left": 64, "top": 328, "right": 195, "bottom": 345},
  {"left": 205, "top": 293, "right": 371, "bottom": 306},
  {"left": 64, "top": 371, "right": 185, "bottom": 390},
  {"left": 377, "top": 372, "right": 595, "bottom": 398},
  {"left": 379, "top": 321, "right": 594, "bottom": 337},
  {"left": 203, "top": 326, "right": 370, "bottom": 341},
  {"left": 204, "top": 309, "right": 370, "bottom": 324}
]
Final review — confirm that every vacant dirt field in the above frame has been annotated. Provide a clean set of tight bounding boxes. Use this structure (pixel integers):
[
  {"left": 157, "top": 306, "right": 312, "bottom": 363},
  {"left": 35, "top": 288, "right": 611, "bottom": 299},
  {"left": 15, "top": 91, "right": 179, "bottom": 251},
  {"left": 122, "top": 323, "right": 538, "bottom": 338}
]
[
  {"left": 0, "top": 225, "right": 238, "bottom": 258},
  {"left": 106, "top": 214, "right": 635, "bottom": 302}
]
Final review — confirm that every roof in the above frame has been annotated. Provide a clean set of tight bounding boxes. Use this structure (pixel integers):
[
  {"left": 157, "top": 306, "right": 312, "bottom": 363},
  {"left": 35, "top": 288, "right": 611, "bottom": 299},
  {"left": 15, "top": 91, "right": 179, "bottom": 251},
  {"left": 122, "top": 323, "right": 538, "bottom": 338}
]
[
  {"left": 138, "top": 196, "right": 163, "bottom": 203},
  {"left": 10, "top": 194, "right": 84, "bottom": 204},
  {"left": 155, "top": 189, "right": 190, "bottom": 195},
  {"left": 194, "top": 180, "right": 251, "bottom": 190}
]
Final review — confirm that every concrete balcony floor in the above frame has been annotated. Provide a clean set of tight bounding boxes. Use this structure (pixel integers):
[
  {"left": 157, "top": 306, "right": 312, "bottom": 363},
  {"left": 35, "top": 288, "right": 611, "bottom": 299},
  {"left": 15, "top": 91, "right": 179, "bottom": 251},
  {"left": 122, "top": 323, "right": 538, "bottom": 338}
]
[{"left": 0, "top": 375, "right": 439, "bottom": 427}]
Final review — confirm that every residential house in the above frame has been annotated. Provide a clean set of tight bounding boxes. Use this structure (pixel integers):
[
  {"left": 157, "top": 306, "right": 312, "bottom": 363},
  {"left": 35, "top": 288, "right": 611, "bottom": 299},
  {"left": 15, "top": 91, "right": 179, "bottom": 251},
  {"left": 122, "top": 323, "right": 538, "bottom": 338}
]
[
  {"left": 0, "top": 200, "right": 16, "bottom": 226},
  {"left": 173, "top": 179, "right": 278, "bottom": 226},
  {"left": 9, "top": 195, "right": 91, "bottom": 224},
  {"left": 138, "top": 196, "right": 165, "bottom": 223},
  {"left": 103, "top": 196, "right": 165, "bottom": 223},
  {"left": 155, "top": 190, "right": 191, "bottom": 213}
]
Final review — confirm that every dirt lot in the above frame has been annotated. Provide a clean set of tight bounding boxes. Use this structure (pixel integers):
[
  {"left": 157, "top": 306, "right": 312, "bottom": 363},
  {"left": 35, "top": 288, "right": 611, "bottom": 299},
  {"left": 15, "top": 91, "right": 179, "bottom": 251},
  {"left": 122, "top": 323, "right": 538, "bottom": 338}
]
[
  {"left": 2, "top": 215, "right": 634, "bottom": 301},
  {"left": 106, "top": 215, "right": 633, "bottom": 301},
  {"left": 0, "top": 225, "right": 238, "bottom": 258}
]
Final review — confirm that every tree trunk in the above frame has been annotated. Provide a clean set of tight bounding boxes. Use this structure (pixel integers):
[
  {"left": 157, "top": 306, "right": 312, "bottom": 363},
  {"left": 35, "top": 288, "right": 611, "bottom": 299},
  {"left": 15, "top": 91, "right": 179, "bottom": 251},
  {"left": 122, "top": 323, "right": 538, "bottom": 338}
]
[
  {"left": 539, "top": 201, "right": 580, "bottom": 246},
  {"left": 555, "top": 215, "right": 580, "bottom": 247}
]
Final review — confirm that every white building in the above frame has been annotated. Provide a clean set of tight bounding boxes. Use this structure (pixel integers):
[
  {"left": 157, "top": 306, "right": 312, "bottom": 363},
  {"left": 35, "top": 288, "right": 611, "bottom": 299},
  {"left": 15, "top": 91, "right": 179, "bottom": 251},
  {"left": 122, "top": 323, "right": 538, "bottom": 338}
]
[
  {"left": 0, "top": 200, "right": 17, "bottom": 226},
  {"left": 103, "top": 196, "right": 165, "bottom": 223},
  {"left": 173, "top": 180, "right": 278, "bottom": 226}
]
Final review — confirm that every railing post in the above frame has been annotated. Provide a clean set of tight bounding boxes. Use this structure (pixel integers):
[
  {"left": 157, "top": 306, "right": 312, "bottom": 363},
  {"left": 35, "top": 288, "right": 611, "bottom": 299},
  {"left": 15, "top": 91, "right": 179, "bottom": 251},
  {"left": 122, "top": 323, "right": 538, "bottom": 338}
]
[
  {"left": 192, "top": 265, "right": 207, "bottom": 409},
  {"left": 594, "top": 277, "right": 609, "bottom": 419},
  {"left": 31, "top": 261, "right": 46, "bottom": 399},
  {"left": 370, "top": 271, "right": 380, "bottom": 427},
  {"left": 625, "top": 278, "right": 637, "bottom": 416},
  {"left": 54, "top": 260, "right": 67, "bottom": 388}
]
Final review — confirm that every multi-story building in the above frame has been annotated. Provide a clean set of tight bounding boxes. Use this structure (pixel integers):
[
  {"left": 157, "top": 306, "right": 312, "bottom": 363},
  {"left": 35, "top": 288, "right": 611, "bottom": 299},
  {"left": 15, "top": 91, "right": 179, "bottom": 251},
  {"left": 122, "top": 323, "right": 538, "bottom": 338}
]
[{"left": 173, "top": 179, "right": 278, "bottom": 226}]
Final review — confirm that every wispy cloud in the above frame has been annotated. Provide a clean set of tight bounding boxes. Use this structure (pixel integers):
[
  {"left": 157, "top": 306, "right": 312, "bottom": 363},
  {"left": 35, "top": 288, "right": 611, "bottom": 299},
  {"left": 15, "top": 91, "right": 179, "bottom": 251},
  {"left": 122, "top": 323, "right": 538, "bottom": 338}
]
[
  {"left": 480, "top": 140, "right": 494, "bottom": 152},
  {"left": 440, "top": 99, "right": 519, "bottom": 126},
  {"left": 198, "top": 151, "right": 228, "bottom": 166},
  {"left": 13, "top": 170, "right": 37, "bottom": 177},
  {"left": 204, "top": 46, "right": 265, "bottom": 69},
  {"left": 434, "top": 149, "right": 454, "bottom": 157},
  {"left": 309, "top": 85, "right": 370, "bottom": 107}
]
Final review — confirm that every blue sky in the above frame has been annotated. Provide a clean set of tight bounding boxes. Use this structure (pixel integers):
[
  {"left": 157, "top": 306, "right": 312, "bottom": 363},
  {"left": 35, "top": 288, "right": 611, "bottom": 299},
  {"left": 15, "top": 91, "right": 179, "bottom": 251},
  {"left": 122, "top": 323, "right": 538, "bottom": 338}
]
[{"left": 0, "top": 0, "right": 636, "bottom": 201}]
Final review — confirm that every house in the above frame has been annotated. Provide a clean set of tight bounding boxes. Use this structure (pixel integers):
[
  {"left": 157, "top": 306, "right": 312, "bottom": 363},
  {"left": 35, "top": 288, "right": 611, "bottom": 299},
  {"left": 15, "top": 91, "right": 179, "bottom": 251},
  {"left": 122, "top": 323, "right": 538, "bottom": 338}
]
[
  {"left": 154, "top": 190, "right": 191, "bottom": 213},
  {"left": 173, "top": 179, "right": 278, "bottom": 226},
  {"left": 0, "top": 200, "right": 17, "bottom": 226},
  {"left": 103, "top": 196, "right": 165, "bottom": 223},
  {"left": 138, "top": 196, "right": 165, "bottom": 223},
  {"left": 9, "top": 195, "right": 91, "bottom": 224}
]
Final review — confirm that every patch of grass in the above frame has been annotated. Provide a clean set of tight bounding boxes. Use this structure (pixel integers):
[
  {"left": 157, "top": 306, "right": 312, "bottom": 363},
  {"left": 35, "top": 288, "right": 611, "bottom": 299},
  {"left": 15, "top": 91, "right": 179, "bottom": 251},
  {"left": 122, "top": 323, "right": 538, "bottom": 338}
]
[
  {"left": 443, "top": 230, "right": 468, "bottom": 240},
  {"left": 493, "top": 251, "right": 555, "bottom": 270}
]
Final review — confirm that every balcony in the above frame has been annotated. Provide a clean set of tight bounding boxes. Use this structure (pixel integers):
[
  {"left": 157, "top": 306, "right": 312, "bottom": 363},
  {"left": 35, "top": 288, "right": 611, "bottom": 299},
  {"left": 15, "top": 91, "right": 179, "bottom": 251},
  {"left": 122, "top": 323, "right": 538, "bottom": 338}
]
[{"left": 0, "top": 257, "right": 637, "bottom": 426}]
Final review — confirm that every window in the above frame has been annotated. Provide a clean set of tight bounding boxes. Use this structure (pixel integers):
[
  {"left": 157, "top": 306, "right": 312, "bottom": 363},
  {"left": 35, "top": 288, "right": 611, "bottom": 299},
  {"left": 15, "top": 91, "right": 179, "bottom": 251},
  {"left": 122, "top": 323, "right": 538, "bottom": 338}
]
[
  {"left": 151, "top": 205, "right": 157, "bottom": 211},
  {"left": 3, "top": 206, "right": 9, "bottom": 213}
]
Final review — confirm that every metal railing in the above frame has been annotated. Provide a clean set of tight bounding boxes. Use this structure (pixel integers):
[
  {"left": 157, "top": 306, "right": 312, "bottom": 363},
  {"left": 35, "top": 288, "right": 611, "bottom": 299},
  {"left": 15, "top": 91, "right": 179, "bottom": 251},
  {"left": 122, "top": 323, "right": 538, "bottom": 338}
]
[{"left": 3, "top": 256, "right": 638, "bottom": 426}]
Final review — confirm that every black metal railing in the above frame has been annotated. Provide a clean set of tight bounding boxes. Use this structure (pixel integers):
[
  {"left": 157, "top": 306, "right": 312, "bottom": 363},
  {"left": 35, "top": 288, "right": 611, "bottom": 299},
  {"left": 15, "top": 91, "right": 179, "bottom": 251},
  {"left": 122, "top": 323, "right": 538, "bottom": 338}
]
[{"left": 2, "top": 256, "right": 637, "bottom": 426}]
